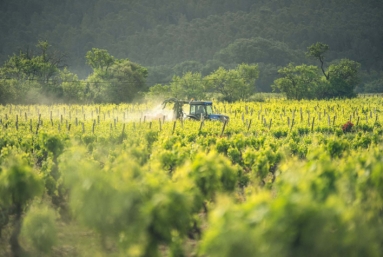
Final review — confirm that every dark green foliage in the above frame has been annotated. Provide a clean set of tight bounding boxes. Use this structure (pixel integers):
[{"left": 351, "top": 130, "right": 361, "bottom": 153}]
[
  {"left": 86, "top": 49, "right": 148, "bottom": 103},
  {"left": 0, "top": 0, "right": 382, "bottom": 98},
  {"left": 363, "top": 77, "right": 383, "bottom": 93},
  {"left": 0, "top": 41, "right": 65, "bottom": 104},
  {"left": 327, "top": 59, "right": 360, "bottom": 98},
  {"left": 273, "top": 63, "right": 323, "bottom": 100},
  {"left": 205, "top": 64, "right": 259, "bottom": 102},
  {"left": 215, "top": 37, "right": 302, "bottom": 67},
  {"left": 274, "top": 42, "right": 361, "bottom": 99},
  {"left": 306, "top": 42, "right": 330, "bottom": 80}
]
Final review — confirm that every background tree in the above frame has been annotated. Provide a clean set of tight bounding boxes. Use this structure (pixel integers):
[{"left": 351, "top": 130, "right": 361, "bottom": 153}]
[
  {"left": 205, "top": 64, "right": 259, "bottom": 102},
  {"left": 0, "top": 0, "right": 382, "bottom": 92},
  {"left": 275, "top": 43, "right": 361, "bottom": 99},
  {"left": 106, "top": 59, "right": 148, "bottom": 103},
  {"left": 0, "top": 78, "right": 18, "bottom": 104},
  {"left": 85, "top": 48, "right": 115, "bottom": 71},
  {"left": 145, "top": 84, "right": 172, "bottom": 101},
  {"left": 85, "top": 49, "right": 148, "bottom": 103},
  {"left": 326, "top": 59, "right": 360, "bottom": 98},
  {"left": 238, "top": 63, "right": 259, "bottom": 93},
  {"left": 0, "top": 41, "right": 65, "bottom": 104},
  {"left": 173, "top": 61, "right": 204, "bottom": 77},
  {"left": 170, "top": 72, "right": 206, "bottom": 100},
  {"left": 306, "top": 42, "right": 330, "bottom": 80},
  {"left": 60, "top": 68, "right": 85, "bottom": 103},
  {"left": 272, "top": 63, "right": 323, "bottom": 100},
  {"left": 364, "top": 78, "right": 383, "bottom": 93}
]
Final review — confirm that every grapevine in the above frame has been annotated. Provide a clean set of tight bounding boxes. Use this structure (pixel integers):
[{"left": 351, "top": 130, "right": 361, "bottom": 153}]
[{"left": 0, "top": 97, "right": 383, "bottom": 256}]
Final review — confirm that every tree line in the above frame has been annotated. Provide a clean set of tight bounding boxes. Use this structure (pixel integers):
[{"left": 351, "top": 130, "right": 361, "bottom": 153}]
[
  {"left": 0, "top": 41, "right": 360, "bottom": 104},
  {"left": 0, "top": 43, "right": 148, "bottom": 104},
  {"left": 273, "top": 43, "right": 360, "bottom": 100},
  {"left": 0, "top": 41, "right": 260, "bottom": 104},
  {"left": 0, "top": 0, "right": 382, "bottom": 93}
]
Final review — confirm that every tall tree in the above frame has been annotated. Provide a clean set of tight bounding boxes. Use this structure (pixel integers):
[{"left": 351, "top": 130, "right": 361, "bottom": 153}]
[
  {"left": 60, "top": 68, "right": 85, "bottom": 103},
  {"left": 170, "top": 72, "right": 206, "bottom": 100},
  {"left": 272, "top": 63, "right": 323, "bottom": 100},
  {"left": 327, "top": 59, "right": 360, "bottom": 98},
  {"left": 306, "top": 42, "right": 330, "bottom": 80},
  {"left": 85, "top": 48, "right": 115, "bottom": 71},
  {"left": 0, "top": 41, "right": 65, "bottom": 104},
  {"left": 85, "top": 48, "right": 148, "bottom": 103},
  {"left": 205, "top": 64, "right": 259, "bottom": 102}
]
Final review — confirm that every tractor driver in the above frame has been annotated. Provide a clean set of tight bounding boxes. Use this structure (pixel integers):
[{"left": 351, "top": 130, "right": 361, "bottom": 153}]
[{"left": 196, "top": 105, "right": 204, "bottom": 115}]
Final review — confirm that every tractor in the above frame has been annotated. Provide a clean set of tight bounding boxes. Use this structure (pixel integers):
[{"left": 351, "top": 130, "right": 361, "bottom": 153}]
[{"left": 162, "top": 98, "right": 229, "bottom": 122}]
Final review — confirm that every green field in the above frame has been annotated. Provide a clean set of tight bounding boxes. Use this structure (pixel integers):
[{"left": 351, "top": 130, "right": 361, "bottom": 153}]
[{"left": 1, "top": 96, "right": 383, "bottom": 256}]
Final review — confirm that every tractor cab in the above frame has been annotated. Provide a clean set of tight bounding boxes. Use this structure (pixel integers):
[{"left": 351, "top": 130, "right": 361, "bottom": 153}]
[
  {"left": 187, "top": 101, "right": 229, "bottom": 122},
  {"left": 189, "top": 101, "right": 212, "bottom": 118},
  {"left": 162, "top": 98, "right": 229, "bottom": 122}
]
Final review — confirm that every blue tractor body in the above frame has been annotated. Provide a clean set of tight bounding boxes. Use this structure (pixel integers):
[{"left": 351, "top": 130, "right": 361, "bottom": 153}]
[
  {"left": 187, "top": 101, "right": 229, "bottom": 121},
  {"left": 162, "top": 98, "right": 229, "bottom": 122}
]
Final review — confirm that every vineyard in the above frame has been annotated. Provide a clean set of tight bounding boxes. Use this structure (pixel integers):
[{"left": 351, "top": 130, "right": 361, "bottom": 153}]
[{"left": 1, "top": 96, "right": 383, "bottom": 256}]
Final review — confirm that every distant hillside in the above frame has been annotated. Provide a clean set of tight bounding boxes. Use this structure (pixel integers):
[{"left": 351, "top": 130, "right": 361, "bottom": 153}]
[{"left": 0, "top": 0, "right": 382, "bottom": 91}]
